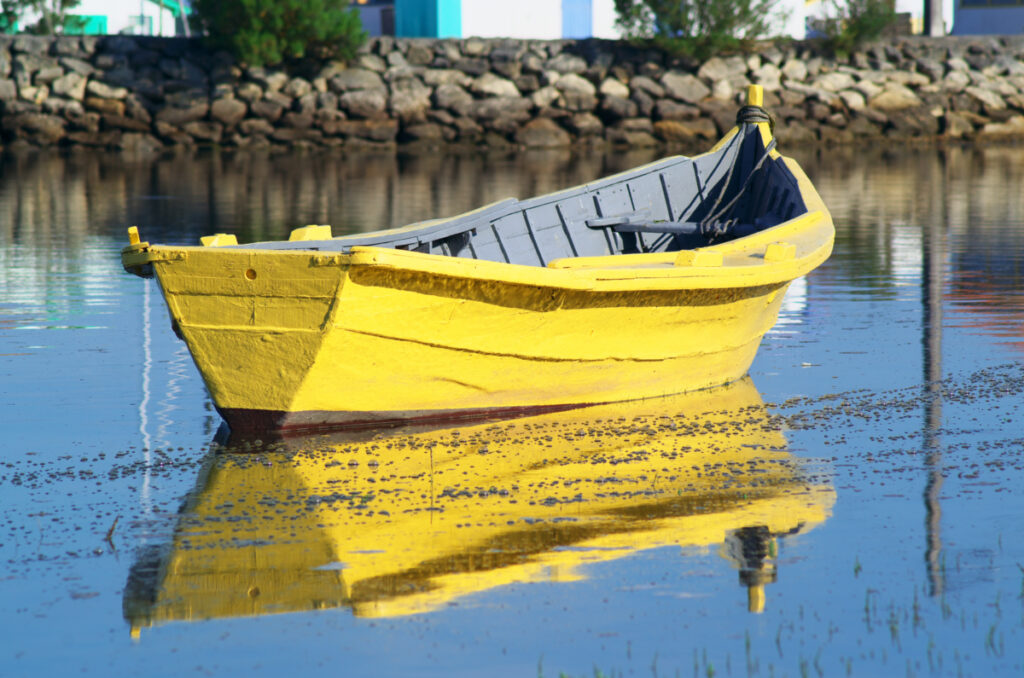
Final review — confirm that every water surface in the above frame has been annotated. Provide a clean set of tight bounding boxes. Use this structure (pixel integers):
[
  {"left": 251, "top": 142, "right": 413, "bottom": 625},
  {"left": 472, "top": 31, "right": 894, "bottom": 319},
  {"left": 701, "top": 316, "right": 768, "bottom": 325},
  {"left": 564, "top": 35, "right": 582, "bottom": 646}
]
[{"left": 2, "top": 143, "right": 1024, "bottom": 677}]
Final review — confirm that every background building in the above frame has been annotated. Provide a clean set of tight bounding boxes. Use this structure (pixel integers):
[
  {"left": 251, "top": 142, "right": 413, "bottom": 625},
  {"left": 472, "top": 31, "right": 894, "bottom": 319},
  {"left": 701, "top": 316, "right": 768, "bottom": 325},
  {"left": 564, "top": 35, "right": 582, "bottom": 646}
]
[
  {"left": 389, "top": 0, "right": 960, "bottom": 41},
  {"left": 353, "top": 0, "right": 396, "bottom": 36},
  {"left": 5, "top": 0, "right": 187, "bottom": 36},
  {"left": 952, "top": 0, "right": 1024, "bottom": 34},
  {"left": 393, "top": 0, "right": 622, "bottom": 39},
  {"left": 70, "top": 0, "right": 185, "bottom": 35}
]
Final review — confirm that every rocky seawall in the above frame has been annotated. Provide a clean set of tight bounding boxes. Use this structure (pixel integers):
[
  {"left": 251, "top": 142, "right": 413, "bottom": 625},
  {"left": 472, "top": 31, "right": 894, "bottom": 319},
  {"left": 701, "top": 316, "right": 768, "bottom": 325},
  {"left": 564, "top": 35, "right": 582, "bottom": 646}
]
[{"left": 2, "top": 33, "right": 1024, "bottom": 153}]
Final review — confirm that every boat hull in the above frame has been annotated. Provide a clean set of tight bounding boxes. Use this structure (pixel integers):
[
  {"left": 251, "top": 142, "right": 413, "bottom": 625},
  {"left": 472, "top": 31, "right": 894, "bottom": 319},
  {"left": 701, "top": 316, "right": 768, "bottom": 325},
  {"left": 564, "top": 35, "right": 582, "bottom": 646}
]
[
  {"left": 154, "top": 246, "right": 793, "bottom": 434},
  {"left": 126, "top": 98, "right": 835, "bottom": 434}
]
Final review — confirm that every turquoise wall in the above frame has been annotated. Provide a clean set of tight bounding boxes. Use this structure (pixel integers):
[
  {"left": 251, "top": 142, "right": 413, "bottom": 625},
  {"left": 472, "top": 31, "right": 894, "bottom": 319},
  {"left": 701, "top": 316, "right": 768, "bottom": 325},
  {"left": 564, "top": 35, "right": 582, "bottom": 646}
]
[
  {"left": 437, "top": 0, "right": 461, "bottom": 37},
  {"left": 396, "top": 0, "right": 462, "bottom": 37}
]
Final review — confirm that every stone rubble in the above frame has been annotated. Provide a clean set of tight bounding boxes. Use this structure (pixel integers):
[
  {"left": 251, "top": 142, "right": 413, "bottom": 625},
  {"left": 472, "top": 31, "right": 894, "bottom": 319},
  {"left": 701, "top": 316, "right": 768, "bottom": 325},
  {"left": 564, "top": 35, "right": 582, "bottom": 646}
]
[{"left": 2, "top": 34, "right": 1024, "bottom": 152}]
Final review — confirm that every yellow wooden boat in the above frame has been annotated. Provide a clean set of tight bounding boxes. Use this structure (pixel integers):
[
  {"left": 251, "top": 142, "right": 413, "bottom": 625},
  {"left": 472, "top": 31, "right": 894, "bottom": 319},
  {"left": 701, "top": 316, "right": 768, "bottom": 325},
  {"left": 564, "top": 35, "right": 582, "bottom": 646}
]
[
  {"left": 122, "top": 379, "right": 834, "bottom": 636},
  {"left": 122, "top": 85, "right": 834, "bottom": 434}
]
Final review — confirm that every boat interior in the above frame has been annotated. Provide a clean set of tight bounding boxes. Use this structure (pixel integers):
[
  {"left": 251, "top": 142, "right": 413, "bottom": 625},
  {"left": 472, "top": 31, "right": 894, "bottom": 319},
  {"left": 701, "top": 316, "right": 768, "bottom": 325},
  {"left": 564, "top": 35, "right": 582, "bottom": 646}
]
[{"left": 244, "top": 123, "right": 807, "bottom": 266}]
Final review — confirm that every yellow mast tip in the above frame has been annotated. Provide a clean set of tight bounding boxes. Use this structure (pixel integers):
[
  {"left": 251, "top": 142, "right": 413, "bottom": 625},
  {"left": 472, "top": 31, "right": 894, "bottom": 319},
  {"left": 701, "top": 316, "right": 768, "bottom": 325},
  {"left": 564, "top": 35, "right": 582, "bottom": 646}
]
[
  {"left": 747, "top": 85, "right": 764, "bottom": 107},
  {"left": 128, "top": 226, "right": 140, "bottom": 246}
]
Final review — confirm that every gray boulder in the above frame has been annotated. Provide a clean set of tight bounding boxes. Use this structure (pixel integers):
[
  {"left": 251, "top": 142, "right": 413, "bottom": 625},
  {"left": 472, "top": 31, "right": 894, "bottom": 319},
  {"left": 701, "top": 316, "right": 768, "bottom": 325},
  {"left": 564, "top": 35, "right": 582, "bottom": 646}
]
[
  {"left": 51, "top": 72, "right": 87, "bottom": 100},
  {"left": 390, "top": 77, "right": 432, "bottom": 122},
  {"left": 661, "top": 71, "right": 710, "bottom": 103},
  {"left": 555, "top": 73, "right": 596, "bottom": 96},
  {"left": 329, "top": 69, "right": 386, "bottom": 93},
  {"left": 340, "top": 89, "right": 388, "bottom": 118},
  {"left": 654, "top": 99, "right": 699, "bottom": 121},
  {"left": 155, "top": 102, "right": 208, "bottom": 125},
  {"left": 546, "top": 53, "right": 587, "bottom": 75},
  {"left": 752, "top": 63, "right": 782, "bottom": 91},
  {"left": 781, "top": 60, "right": 808, "bottom": 82},
  {"left": 515, "top": 117, "right": 570, "bottom": 147},
  {"left": 183, "top": 120, "right": 223, "bottom": 143},
  {"left": 250, "top": 99, "right": 285, "bottom": 122},
  {"left": 599, "top": 95, "right": 638, "bottom": 120},
  {"left": 565, "top": 112, "right": 604, "bottom": 136},
  {"left": 239, "top": 118, "right": 275, "bottom": 136},
  {"left": 471, "top": 96, "right": 532, "bottom": 121},
  {"left": 472, "top": 72, "right": 520, "bottom": 98},
  {"left": 0, "top": 79, "right": 16, "bottom": 101},
  {"left": 598, "top": 77, "right": 629, "bottom": 99},
  {"left": 531, "top": 85, "right": 560, "bottom": 108},
  {"left": 966, "top": 86, "right": 1006, "bottom": 111},
  {"left": 422, "top": 69, "right": 470, "bottom": 87},
  {"left": 87, "top": 80, "right": 128, "bottom": 99},
  {"left": 211, "top": 98, "right": 247, "bottom": 127},
  {"left": 630, "top": 75, "right": 664, "bottom": 99},
  {"left": 869, "top": 85, "right": 923, "bottom": 111},
  {"left": 283, "top": 77, "right": 312, "bottom": 98},
  {"left": 236, "top": 82, "right": 262, "bottom": 103},
  {"left": 434, "top": 83, "right": 473, "bottom": 114}
]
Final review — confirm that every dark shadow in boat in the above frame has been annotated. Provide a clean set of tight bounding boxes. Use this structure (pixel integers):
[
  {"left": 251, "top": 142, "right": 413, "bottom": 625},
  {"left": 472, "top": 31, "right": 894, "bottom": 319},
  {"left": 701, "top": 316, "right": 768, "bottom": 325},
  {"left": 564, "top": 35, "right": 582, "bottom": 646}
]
[{"left": 123, "top": 378, "right": 834, "bottom": 636}]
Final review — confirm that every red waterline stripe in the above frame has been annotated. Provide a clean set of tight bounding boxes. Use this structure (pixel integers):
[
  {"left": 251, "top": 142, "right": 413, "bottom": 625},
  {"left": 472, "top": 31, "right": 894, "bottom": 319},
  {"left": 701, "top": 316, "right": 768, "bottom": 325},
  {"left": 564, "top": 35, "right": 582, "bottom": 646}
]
[{"left": 218, "top": 402, "right": 600, "bottom": 438}]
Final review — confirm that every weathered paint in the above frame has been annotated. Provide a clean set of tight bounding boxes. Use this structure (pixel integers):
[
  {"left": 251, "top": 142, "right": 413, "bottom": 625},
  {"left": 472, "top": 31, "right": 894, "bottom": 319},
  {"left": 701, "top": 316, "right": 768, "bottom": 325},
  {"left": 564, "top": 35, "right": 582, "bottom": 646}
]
[{"left": 124, "top": 379, "right": 835, "bottom": 633}]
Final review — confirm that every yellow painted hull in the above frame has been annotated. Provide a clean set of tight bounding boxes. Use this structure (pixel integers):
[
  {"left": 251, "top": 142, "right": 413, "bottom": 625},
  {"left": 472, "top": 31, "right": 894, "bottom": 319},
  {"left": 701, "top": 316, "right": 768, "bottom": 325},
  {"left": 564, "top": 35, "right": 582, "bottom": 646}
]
[
  {"left": 124, "top": 110, "right": 834, "bottom": 433},
  {"left": 123, "top": 379, "right": 834, "bottom": 635}
]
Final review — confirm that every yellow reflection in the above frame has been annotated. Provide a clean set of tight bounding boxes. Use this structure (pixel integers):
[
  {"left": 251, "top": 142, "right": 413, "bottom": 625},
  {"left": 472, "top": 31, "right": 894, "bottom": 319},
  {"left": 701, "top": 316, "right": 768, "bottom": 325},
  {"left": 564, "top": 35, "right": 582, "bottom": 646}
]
[{"left": 124, "top": 378, "right": 833, "bottom": 636}]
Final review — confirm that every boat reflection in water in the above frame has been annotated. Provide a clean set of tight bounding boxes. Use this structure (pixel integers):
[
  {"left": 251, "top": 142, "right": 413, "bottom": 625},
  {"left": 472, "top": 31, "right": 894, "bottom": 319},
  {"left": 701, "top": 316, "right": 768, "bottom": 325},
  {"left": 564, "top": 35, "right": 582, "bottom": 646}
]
[{"left": 123, "top": 378, "right": 833, "bottom": 637}]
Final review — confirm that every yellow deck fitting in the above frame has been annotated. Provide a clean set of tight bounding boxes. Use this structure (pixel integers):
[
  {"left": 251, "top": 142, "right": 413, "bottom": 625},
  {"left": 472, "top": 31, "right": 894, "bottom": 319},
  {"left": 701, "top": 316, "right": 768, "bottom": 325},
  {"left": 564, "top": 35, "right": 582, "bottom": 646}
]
[
  {"left": 289, "top": 225, "right": 333, "bottom": 241},
  {"left": 764, "top": 242, "right": 797, "bottom": 262},
  {"left": 675, "top": 249, "right": 724, "bottom": 267},
  {"left": 200, "top": 234, "right": 239, "bottom": 247}
]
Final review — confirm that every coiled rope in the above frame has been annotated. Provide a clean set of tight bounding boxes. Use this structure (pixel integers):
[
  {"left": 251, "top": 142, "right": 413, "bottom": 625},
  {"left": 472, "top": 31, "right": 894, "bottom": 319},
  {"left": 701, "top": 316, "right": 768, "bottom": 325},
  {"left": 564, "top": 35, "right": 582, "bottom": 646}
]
[{"left": 736, "top": 105, "right": 776, "bottom": 134}]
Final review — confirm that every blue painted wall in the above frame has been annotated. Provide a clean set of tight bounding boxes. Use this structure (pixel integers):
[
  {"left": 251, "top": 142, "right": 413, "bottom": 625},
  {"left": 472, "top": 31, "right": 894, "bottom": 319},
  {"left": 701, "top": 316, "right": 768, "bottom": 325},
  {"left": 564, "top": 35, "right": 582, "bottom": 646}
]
[
  {"left": 396, "top": 0, "right": 462, "bottom": 37},
  {"left": 562, "top": 0, "right": 592, "bottom": 38}
]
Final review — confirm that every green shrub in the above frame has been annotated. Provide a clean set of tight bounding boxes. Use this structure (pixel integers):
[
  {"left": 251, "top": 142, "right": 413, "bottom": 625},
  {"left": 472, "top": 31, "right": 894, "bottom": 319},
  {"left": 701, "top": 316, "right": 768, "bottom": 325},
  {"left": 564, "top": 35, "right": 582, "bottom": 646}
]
[
  {"left": 814, "top": 0, "right": 897, "bottom": 56},
  {"left": 613, "top": 0, "right": 786, "bottom": 60},
  {"left": 191, "top": 0, "right": 368, "bottom": 67}
]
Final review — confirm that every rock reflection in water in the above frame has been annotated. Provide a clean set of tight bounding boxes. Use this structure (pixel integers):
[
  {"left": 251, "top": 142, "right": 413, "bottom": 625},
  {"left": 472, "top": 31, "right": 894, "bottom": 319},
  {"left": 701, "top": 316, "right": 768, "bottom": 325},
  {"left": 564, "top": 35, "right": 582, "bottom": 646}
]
[
  {"left": 0, "top": 147, "right": 665, "bottom": 249},
  {"left": 122, "top": 378, "right": 833, "bottom": 637}
]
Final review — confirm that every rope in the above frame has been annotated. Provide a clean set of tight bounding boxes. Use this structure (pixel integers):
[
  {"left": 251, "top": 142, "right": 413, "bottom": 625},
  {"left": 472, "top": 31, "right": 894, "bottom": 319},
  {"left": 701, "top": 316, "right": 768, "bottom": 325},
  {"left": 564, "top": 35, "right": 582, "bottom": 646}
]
[
  {"left": 696, "top": 135, "right": 741, "bottom": 240},
  {"left": 699, "top": 134, "right": 778, "bottom": 241},
  {"left": 736, "top": 104, "right": 776, "bottom": 134},
  {"left": 689, "top": 105, "right": 778, "bottom": 242}
]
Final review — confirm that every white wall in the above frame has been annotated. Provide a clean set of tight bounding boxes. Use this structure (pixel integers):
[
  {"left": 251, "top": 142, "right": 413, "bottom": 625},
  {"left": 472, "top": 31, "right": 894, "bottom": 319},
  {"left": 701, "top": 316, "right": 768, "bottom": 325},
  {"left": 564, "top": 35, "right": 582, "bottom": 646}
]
[
  {"left": 591, "top": 0, "right": 622, "bottom": 38},
  {"left": 775, "top": 0, "right": 807, "bottom": 39},
  {"left": 461, "top": 0, "right": 563, "bottom": 39}
]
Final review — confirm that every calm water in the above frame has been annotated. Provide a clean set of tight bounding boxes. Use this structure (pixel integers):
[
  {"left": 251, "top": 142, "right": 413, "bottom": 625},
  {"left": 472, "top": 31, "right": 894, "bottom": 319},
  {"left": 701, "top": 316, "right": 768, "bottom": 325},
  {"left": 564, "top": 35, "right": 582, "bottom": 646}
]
[{"left": 2, "top": 142, "right": 1024, "bottom": 677}]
